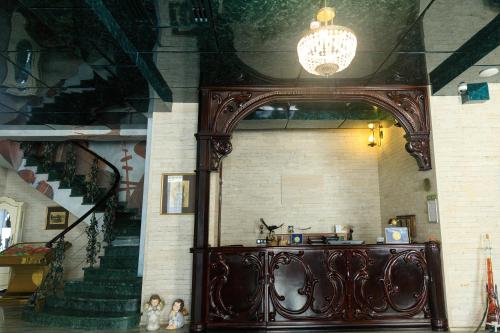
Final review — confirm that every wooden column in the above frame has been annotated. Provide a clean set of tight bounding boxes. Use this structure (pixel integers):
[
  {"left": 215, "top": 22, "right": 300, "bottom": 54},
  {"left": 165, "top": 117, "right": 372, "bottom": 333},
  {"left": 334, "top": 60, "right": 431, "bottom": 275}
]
[
  {"left": 425, "top": 241, "right": 449, "bottom": 331},
  {"left": 190, "top": 90, "right": 213, "bottom": 332}
]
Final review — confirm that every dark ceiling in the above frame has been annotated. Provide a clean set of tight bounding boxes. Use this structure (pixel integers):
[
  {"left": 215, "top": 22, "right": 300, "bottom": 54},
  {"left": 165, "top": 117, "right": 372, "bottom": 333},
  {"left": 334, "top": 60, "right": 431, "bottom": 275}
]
[{"left": 0, "top": 0, "right": 498, "bottom": 129}]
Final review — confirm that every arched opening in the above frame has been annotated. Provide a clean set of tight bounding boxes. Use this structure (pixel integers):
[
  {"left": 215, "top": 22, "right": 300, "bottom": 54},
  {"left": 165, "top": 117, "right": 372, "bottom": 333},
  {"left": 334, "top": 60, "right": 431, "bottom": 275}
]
[{"left": 191, "top": 86, "right": 447, "bottom": 332}]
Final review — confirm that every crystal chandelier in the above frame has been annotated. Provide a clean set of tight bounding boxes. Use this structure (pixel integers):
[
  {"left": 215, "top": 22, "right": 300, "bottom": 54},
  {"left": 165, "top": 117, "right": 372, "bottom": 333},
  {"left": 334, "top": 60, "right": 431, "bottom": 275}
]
[{"left": 297, "top": 7, "right": 357, "bottom": 76}]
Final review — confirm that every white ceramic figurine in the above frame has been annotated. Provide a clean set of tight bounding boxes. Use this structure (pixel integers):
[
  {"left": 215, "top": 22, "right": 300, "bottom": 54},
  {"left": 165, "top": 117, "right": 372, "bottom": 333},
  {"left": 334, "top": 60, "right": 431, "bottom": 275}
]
[{"left": 143, "top": 294, "right": 165, "bottom": 331}]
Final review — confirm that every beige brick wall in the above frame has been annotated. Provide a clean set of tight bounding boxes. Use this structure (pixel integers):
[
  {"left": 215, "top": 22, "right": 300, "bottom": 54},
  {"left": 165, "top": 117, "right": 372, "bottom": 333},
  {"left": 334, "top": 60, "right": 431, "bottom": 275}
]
[
  {"left": 141, "top": 102, "right": 197, "bottom": 324},
  {"left": 220, "top": 129, "right": 383, "bottom": 246},
  {"left": 431, "top": 83, "right": 500, "bottom": 328},
  {"left": 0, "top": 168, "right": 88, "bottom": 280},
  {"left": 378, "top": 125, "right": 441, "bottom": 242}
]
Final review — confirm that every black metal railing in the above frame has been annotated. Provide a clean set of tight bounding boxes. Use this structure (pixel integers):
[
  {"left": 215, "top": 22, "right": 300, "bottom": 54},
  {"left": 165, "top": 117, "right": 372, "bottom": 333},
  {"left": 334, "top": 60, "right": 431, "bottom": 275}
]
[{"left": 45, "top": 141, "right": 120, "bottom": 248}]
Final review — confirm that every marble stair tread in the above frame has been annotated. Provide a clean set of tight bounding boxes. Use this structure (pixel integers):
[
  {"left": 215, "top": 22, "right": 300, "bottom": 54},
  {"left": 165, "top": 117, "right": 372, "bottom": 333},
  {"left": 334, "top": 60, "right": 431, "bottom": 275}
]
[
  {"left": 45, "top": 295, "right": 140, "bottom": 313},
  {"left": 63, "top": 280, "right": 142, "bottom": 299},
  {"left": 111, "top": 236, "right": 140, "bottom": 246},
  {"left": 83, "top": 267, "right": 138, "bottom": 282},
  {"left": 99, "top": 255, "right": 139, "bottom": 269},
  {"left": 104, "top": 245, "right": 140, "bottom": 257},
  {"left": 22, "top": 308, "right": 140, "bottom": 330}
]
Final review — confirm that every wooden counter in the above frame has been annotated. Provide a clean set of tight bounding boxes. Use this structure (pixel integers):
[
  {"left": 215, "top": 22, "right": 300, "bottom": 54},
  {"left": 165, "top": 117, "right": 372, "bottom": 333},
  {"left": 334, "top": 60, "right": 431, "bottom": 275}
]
[{"left": 201, "top": 242, "right": 448, "bottom": 331}]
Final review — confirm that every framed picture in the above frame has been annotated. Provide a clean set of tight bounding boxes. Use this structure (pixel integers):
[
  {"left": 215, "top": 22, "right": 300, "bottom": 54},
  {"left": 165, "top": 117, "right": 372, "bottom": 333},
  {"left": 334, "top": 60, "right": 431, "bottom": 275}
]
[
  {"left": 160, "top": 173, "right": 196, "bottom": 215},
  {"left": 46, "top": 206, "right": 69, "bottom": 230},
  {"left": 385, "top": 227, "right": 410, "bottom": 244}
]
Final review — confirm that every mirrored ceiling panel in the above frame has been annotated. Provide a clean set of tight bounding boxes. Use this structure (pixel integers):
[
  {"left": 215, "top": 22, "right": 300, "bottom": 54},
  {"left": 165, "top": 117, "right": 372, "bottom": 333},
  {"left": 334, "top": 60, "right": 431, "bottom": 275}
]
[{"left": 237, "top": 100, "right": 396, "bottom": 130}]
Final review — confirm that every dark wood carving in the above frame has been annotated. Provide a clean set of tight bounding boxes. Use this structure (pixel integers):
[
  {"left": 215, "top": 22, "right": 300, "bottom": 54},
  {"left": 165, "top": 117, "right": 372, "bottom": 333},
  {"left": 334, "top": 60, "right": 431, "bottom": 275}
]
[
  {"left": 202, "top": 244, "right": 448, "bottom": 331},
  {"left": 207, "top": 251, "right": 265, "bottom": 326},
  {"left": 199, "top": 86, "right": 431, "bottom": 172},
  {"left": 191, "top": 85, "right": 436, "bottom": 331}
]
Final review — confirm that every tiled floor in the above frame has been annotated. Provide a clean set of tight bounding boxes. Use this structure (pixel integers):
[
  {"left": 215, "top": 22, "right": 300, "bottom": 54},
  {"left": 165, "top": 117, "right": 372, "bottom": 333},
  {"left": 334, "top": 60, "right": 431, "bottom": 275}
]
[{"left": 0, "top": 300, "right": 473, "bottom": 333}]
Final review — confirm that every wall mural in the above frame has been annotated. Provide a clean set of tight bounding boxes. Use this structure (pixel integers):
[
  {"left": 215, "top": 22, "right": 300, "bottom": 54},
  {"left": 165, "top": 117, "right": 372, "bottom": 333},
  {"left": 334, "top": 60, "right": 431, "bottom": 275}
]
[
  {"left": 0, "top": 140, "right": 146, "bottom": 211},
  {"left": 88, "top": 142, "right": 146, "bottom": 210}
]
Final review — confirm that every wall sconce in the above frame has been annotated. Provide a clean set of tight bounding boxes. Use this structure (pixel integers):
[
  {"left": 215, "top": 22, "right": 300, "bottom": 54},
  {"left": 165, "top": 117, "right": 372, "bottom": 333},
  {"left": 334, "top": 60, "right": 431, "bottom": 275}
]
[{"left": 367, "top": 122, "right": 383, "bottom": 147}]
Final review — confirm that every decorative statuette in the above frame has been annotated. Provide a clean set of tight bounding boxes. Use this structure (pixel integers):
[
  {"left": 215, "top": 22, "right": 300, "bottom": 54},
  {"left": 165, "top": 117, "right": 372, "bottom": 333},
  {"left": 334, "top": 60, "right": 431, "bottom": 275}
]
[
  {"left": 166, "top": 298, "right": 188, "bottom": 330},
  {"left": 143, "top": 294, "right": 165, "bottom": 331}
]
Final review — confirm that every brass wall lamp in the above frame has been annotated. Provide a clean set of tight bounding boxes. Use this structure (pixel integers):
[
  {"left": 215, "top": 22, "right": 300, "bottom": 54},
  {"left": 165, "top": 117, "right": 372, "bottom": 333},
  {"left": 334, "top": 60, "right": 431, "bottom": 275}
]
[{"left": 368, "top": 122, "right": 383, "bottom": 147}]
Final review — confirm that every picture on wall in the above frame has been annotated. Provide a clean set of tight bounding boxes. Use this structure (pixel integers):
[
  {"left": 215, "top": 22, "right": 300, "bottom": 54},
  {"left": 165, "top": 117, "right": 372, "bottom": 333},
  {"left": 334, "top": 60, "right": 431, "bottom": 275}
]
[
  {"left": 45, "top": 206, "right": 69, "bottom": 230},
  {"left": 384, "top": 227, "right": 410, "bottom": 244},
  {"left": 160, "top": 174, "right": 196, "bottom": 215}
]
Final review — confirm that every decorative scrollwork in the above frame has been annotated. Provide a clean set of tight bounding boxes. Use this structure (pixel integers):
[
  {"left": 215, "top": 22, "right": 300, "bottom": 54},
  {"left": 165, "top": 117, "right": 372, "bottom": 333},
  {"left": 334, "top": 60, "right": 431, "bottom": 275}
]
[
  {"left": 383, "top": 249, "right": 429, "bottom": 316},
  {"left": 268, "top": 251, "right": 319, "bottom": 320},
  {"left": 202, "top": 87, "right": 431, "bottom": 171},
  {"left": 353, "top": 250, "right": 389, "bottom": 319},
  {"left": 386, "top": 90, "right": 428, "bottom": 133},
  {"left": 353, "top": 249, "right": 429, "bottom": 319},
  {"left": 241, "top": 252, "right": 266, "bottom": 322},
  {"left": 208, "top": 252, "right": 265, "bottom": 322},
  {"left": 210, "top": 136, "right": 233, "bottom": 171},
  {"left": 315, "top": 250, "right": 347, "bottom": 319},
  {"left": 405, "top": 134, "right": 431, "bottom": 170},
  {"left": 208, "top": 253, "right": 234, "bottom": 320}
]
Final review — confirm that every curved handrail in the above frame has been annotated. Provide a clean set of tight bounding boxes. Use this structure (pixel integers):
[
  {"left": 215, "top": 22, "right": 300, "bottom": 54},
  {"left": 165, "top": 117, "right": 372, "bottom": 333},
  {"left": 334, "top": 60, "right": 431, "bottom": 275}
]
[{"left": 45, "top": 141, "right": 120, "bottom": 248}]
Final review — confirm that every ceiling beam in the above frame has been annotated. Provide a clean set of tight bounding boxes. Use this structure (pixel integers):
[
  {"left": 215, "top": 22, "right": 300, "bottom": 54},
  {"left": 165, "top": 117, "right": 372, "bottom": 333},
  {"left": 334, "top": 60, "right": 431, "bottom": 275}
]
[
  {"left": 430, "top": 14, "right": 500, "bottom": 94},
  {"left": 85, "top": 0, "right": 172, "bottom": 102}
]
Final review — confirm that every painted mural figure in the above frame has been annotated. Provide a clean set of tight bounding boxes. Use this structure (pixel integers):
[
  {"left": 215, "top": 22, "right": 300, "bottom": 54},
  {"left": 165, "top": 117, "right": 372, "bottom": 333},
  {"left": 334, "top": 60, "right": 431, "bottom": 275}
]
[
  {"left": 166, "top": 299, "right": 188, "bottom": 330},
  {"left": 143, "top": 294, "right": 165, "bottom": 331}
]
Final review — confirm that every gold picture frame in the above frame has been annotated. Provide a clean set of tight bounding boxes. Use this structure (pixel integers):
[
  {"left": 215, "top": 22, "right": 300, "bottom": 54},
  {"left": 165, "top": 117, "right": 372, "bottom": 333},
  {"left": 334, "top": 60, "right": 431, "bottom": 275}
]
[
  {"left": 160, "top": 173, "right": 196, "bottom": 215},
  {"left": 45, "top": 206, "right": 69, "bottom": 230}
]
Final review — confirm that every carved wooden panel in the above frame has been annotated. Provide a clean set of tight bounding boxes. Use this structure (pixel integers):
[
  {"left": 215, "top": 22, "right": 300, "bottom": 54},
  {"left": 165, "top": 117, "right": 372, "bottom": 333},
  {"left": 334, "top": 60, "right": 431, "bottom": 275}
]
[
  {"left": 204, "top": 244, "right": 447, "bottom": 330},
  {"left": 207, "top": 251, "right": 265, "bottom": 325}
]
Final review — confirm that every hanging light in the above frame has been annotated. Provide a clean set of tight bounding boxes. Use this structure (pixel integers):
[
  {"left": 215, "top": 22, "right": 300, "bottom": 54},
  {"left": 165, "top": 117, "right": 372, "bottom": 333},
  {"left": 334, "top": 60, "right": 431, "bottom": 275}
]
[{"left": 297, "top": 6, "right": 357, "bottom": 76}]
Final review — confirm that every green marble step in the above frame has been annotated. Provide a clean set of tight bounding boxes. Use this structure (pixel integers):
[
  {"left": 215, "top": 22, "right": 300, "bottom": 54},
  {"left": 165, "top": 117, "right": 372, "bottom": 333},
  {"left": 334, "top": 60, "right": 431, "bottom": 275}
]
[
  {"left": 24, "top": 155, "right": 41, "bottom": 167},
  {"left": 22, "top": 307, "right": 140, "bottom": 330},
  {"left": 47, "top": 162, "right": 65, "bottom": 181},
  {"left": 104, "top": 245, "right": 139, "bottom": 257},
  {"left": 59, "top": 174, "right": 86, "bottom": 189},
  {"left": 83, "top": 267, "right": 138, "bottom": 282},
  {"left": 63, "top": 280, "right": 141, "bottom": 299},
  {"left": 45, "top": 295, "right": 141, "bottom": 313},
  {"left": 99, "top": 255, "right": 139, "bottom": 269},
  {"left": 115, "top": 215, "right": 141, "bottom": 226},
  {"left": 113, "top": 224, "right": 141, "bottom": 237}
]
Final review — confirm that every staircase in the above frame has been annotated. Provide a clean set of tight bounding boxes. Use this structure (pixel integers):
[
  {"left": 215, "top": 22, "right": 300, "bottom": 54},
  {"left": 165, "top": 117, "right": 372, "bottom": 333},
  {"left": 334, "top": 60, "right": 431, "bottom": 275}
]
[
  {"left": 15, "top": 141, "right": 143, "bottom": 330},
  {"left": 23, "top": 208, "right": 142, "bottom": 330}
]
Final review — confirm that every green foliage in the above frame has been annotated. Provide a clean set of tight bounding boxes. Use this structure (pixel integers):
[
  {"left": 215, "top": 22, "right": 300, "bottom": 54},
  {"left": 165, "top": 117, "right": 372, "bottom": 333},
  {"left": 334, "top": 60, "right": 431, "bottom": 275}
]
[
  {"left": 102, "top": 194, "right": 117, "bottom": 245},
  {"left": 62, "top": 147, "right": 77, "bottom": 187},
  {"left": 85, "top": 158, "right": 100, "bottom": 203},
  {"left": 19, "top": 141, "right": 34, "bottom": 156},
  {"left": 29, "top": 237, "right": 65, "bottom": 310},
  {"left": 41, "top": 142, "right": 58, "bottom": 172},
  {"left": 85, "top": 212, "right": 101, "bottom": 267}
]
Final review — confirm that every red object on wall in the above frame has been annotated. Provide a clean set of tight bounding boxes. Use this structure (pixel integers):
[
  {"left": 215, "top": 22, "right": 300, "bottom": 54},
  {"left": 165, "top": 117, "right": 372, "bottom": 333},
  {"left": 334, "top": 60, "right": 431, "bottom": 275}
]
[{"left": 486, "top": 234, "right": 500, "bottom": 328}]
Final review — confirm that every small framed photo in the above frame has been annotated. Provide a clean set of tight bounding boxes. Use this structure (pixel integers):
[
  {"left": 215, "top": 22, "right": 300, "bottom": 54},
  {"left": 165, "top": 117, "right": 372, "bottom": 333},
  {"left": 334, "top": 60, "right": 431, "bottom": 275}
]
[
  {"left": 385, "top": 227, "right": 410, "bottom": 244},
  {"left": 291, "top": 233, "right": 303, "bottom": 245},
  {"left": 160, "top": 173, "right": 196, "bottom": 215},
  {"left": 46, "top": 206, "right": 69, "bottom": 230}
]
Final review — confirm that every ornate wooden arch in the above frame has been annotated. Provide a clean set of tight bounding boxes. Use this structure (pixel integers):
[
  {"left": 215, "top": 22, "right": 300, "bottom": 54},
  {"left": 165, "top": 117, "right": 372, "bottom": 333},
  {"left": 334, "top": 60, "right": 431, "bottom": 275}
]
[
  {"left": 198, "top": 86, "right": 431, "bottom": 172},
  {"left": 190, "top": 85, "right": 432, "bottom": 332}
]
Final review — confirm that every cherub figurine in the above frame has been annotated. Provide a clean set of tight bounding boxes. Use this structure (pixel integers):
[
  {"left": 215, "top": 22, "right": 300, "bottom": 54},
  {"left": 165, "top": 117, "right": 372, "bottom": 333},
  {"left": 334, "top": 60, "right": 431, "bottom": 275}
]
[
  {"left": 143, "top": 294, "right": 165, "bottom": 331},
  {"left": 166, "top": 299, "right": 188, "bottom": 330}
]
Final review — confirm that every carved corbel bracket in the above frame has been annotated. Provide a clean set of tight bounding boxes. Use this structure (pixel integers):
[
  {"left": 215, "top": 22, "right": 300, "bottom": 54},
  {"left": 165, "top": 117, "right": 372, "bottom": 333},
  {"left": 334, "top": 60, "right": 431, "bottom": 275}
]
[
  {"left": 405, "top": 133, "right": 431, "bottom": 171},
  {"left": 210, "top": 135, "right": 232, "bottom": 171}
]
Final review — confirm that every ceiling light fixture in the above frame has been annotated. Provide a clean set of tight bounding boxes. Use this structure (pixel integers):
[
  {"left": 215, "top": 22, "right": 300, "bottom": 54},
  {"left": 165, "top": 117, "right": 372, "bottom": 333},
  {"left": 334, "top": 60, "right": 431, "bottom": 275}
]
[
  {"left": 297, "top": 6, "right": 357, "bottom": 76},
  {"left": 479, "top": 67, "right": 499, "bottom": 78}
]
